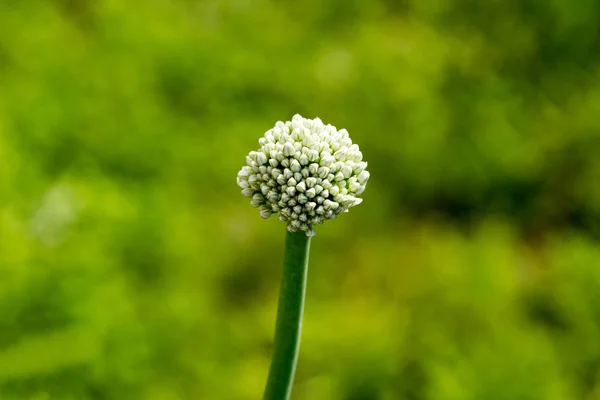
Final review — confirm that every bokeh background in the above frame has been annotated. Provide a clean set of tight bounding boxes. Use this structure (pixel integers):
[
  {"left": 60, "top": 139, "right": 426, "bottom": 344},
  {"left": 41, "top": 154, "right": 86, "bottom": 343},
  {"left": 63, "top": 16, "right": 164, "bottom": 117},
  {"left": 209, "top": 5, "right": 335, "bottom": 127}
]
[{"left": 1, "top": 0, "right": 600, "bottom": 399}]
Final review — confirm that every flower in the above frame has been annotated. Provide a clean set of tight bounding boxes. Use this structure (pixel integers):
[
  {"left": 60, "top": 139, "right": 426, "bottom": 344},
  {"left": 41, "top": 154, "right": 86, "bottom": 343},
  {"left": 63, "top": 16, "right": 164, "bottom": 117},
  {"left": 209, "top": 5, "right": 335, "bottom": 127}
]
[{"left": 237, "top": 114, "right": 369, "bottom": 236}]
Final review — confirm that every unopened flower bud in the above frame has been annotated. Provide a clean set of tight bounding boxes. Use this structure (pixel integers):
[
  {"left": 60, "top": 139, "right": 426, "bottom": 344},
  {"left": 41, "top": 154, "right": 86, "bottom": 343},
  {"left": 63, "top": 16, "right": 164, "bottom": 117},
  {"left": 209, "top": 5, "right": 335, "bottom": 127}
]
[{"left": 237, "top": 114, "right": 369, "bottom": 236}]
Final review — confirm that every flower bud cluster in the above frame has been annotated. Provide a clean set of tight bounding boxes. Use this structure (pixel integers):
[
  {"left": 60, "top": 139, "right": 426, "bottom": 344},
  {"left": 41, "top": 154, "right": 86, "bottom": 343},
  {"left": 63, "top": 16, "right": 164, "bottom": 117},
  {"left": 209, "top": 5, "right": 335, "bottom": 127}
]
[{"left": 237, "top": 114, "right": 369, "bottom": 236}]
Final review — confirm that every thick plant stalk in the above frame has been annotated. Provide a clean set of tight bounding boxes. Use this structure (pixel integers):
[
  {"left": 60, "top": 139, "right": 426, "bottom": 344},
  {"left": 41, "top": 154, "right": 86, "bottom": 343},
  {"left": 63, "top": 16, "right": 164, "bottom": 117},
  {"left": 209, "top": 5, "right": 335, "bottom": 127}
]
[{"left": 263, "top": 230, "right": 311, "bottom": 400}]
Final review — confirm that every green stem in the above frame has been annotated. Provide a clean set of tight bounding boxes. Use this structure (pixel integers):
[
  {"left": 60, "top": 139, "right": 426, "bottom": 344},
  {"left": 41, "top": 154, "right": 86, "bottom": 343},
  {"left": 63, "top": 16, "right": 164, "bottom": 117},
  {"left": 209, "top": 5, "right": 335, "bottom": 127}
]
[{"left": 263, "top": 230, "right": 311, "bottom": 400}]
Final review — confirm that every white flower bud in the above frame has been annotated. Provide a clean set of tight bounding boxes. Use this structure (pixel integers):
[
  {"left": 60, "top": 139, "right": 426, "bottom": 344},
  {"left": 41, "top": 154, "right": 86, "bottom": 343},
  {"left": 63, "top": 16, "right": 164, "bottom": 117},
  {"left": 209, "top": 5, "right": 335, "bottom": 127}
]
[
  {"left": 333, "top": 147, "right": 348, "bottom": 161},
  {"left": 353, "top": 162, "right": 367, "bottom": 175},
  {"left": 321, "top": 155, "right": 334, "bottom": 168},
  {"left": 308, "top": 149, "right": 319, "bottom": 162},
  {"left": 341, "top": 166, "right": 353, "bottom": 179},
  {"left": 252, "top": 193, "right": 264, "bottom": 202},
  {"left": 358, "top": 170, "right": 370, "bottom": 185},
  {"left": 260, "top": 206, "right": 272, "bottom": 219},
  {"left": 257, "top": 152, "right": 268, "bottom": 165},
  {"left": 299, "top": 154, "right": 309, "bottom": 165},
  {"left": 290, "top": 159, "right": 301, "bottom": 172},
  {"left": 349, "top": 178, "right": 361, "bottom": 192},
  {"left": 318, "top": 167, "right": 329, "bottom": 179},
  {"left": 291, "top": 128, "right": 300, "bottom": 140},
  {"left": 340, "top": 138, "right": 352, "bottom": 147},
  {"left": 268, "top": 191, "right": 280, "bottom": 202},
  {"left": 283, "top": 143, "right": 295, "bottom": 157},
  {"left": 350, "top": 151, "right": 362, "bottom": 163},
  {"left": 238, "top": 167, "right": 251, "bottom": 177}
]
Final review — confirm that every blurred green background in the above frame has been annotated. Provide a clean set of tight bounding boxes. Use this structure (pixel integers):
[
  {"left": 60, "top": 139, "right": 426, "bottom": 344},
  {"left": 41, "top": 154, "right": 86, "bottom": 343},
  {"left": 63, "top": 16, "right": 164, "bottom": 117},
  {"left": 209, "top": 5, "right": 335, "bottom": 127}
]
[{"left": 1, "top": 0, "right": 600, "bottom": 399}]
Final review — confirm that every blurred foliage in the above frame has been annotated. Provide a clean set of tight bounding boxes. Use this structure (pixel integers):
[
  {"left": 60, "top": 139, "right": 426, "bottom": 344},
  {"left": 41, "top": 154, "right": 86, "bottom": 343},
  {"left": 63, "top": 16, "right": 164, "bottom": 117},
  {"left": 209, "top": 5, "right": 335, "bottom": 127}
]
[{"left": 1, "top": 0, "right": 600, "bottom": 399}]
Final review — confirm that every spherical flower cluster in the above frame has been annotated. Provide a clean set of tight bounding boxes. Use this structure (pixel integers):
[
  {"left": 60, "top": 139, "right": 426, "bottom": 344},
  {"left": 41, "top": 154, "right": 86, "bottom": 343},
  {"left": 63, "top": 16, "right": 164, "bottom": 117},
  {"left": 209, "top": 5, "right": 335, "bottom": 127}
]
[{"left": 237, "top": 114, "right": 369, "bottom": 236}]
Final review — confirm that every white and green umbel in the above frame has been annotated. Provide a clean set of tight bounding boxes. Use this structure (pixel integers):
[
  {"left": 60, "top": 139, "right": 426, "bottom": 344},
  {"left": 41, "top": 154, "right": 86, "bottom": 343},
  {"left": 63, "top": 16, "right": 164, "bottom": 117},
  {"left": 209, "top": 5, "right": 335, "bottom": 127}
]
[{"left": 237, "top": 114, "right": 369, "bottom": 400}]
